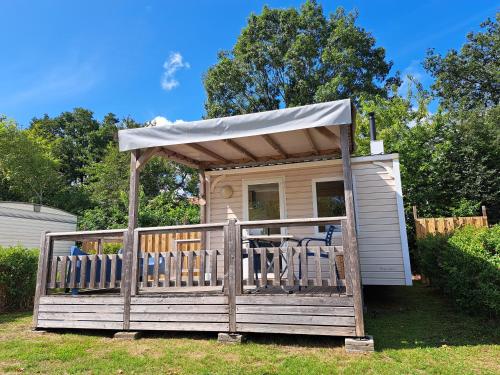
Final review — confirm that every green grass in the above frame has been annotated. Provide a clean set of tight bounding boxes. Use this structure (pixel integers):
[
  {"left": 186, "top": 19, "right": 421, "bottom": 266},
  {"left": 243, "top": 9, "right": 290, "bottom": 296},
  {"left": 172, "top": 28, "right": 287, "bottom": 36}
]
[{"left": 0, "top": 283, "right": 498, "bottom": 374}]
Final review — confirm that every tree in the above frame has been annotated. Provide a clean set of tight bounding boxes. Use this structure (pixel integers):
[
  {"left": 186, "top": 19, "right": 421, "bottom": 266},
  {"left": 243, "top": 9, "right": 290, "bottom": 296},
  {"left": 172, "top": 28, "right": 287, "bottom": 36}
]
[
  {"left": 354, "top": 82, "right": 430, "bottom": 156},
  {"left": 424, "top": 15, "right": 499, "bottom": 111},
  {"left": 29, "top": 108, "right": 118, "bottom": 185},
  {"left": 0, "top": 116, "right": 61, "bottom": 204},
  {"left": 79, "top": 144, "right": 200, "bottom": 230},
  {"left": 204, "top": 1, "right": 396, "bottom": 117}
]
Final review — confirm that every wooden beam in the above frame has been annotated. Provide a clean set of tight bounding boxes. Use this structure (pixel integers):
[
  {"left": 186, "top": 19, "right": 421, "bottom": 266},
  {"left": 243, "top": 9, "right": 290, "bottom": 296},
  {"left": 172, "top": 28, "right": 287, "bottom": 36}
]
[
  {"left": 207, "top": 149, "right": 340, "bottom": 170},
  {"left": 224, "top": 219, "right": 237, "bottom": 332},
  {"left": 223, "top": 139, "right": 257, "bottom": 161},
  {"left": 122, "top": 149, "right": 141, "bottom": 330},
  {"left": 303, "top": 129, "right": 319, "bottom": 155},
  {"left": 340, "top": 125, "right": 364, "bottom": 337},
  {"left": 188, "top": 143, "right": 229, "bottom": 163},
  {"left": 262, "top": 134, "right": 288, "bottom": 158},
  {"left": 136, "top": 147, "right": 160, "bottom": 171},
  {"left": 158, "top": 148, "right": 201, "bottom": 169},
  {"left": 32, "top": 231, "right": 50, "bottom": 329},
  {"left": 199, "top": 169, "right": 207, "bottom": 250},
  {"left": 314, "top": 126, "right": 340, "bottom": 143}
]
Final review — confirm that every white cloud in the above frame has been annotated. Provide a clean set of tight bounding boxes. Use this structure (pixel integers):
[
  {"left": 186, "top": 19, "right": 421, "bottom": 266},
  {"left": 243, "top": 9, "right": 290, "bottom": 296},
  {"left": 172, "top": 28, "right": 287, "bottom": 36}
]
[
  {"left": 147, "top": 116, "right": 185, "bottom": 127},
  {"left": 161, "top": 52, "right": 190, "bottom": 91}
]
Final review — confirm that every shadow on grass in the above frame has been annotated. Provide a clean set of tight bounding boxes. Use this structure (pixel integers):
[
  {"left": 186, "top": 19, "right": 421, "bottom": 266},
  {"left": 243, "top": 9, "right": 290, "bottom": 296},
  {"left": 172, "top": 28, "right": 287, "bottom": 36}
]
[
  {"left": 364, "top": 282, "right": 500, "bottom": 351},
  {"left": 0, "top": 311, "right": 31, "bottom": 325}
]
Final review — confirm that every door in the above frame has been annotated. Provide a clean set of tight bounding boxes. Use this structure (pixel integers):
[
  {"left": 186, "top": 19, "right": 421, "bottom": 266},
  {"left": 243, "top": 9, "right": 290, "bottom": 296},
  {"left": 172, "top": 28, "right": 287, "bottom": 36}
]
[{"left": 243, "top": 178, "right": 285, "bottom": 236}]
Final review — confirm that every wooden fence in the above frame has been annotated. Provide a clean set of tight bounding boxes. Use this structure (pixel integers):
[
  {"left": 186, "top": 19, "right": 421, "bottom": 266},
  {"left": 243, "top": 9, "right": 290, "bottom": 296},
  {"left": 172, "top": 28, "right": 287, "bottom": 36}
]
[
  {"left": 82, "top": 232, "right": 201, "bottom": 253},
  {"left": 413, "top": 206, "right": 488, "bottom": 239}
]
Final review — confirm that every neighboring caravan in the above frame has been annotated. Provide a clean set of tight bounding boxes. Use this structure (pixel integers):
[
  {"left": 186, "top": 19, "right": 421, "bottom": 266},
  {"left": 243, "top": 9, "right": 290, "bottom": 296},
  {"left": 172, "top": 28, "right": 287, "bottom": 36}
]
[
  {"left": 0, "top": 202, "right": 76, "bottom": 255},
  {"left": 32, "top": 99, "right": 411, "bottom": 351}
]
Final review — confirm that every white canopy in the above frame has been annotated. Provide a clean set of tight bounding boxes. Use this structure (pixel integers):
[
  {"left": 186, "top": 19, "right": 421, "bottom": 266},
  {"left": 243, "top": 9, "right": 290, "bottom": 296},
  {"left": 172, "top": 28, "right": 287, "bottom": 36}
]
[{"left": 118, "top": 99, "right": 354, "bottom": 169}]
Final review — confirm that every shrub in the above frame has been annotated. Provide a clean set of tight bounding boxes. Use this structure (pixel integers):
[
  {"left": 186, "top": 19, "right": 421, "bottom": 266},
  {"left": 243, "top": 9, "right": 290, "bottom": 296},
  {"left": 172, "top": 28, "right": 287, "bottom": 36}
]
[
  {"left": 415, "top": 225, "right": 500, "bottom": 317},
  {"left": 0, "top": 246, "right": 39, "bottom": 311}
]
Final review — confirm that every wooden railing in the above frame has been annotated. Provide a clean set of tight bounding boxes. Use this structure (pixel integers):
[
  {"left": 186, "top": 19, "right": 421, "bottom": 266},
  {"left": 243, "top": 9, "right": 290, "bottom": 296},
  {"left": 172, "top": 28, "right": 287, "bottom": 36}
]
[
  {"left": 37, "top": 229, "right": 126, "bottom": 293},
  {"left": 35, "top": 217, "right": 356, "bottom": 297},
  {"left": 82, "top": 231, "right": 201, "bottom": 253},
  {"left": 241, "top": 246, "right": 345, "bottom": 288},
  {"left": 48, "top": 253, "right": 123, "bottom": 290},
  {"left": 34, "top": 216, "right": 364, "bottom": 335},
  {"left": 132, "top": 223, "right": 226, "bottom": 294},
  {"left": 413, "top": 206, "right": 489, "bottom": 239},
  {"left": 236, "top": 217, "right": 350, "bottom": 294},
  {"left": 138, "top": 250, "right": 223, "bottom": 290}
]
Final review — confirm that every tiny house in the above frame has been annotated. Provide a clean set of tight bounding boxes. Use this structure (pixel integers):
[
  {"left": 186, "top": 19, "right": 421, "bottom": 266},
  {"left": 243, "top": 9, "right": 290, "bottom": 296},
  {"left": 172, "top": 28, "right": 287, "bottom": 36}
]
[
  {"left": 0, "top": 202, "right": 76, "bottom": 255},
  {"left": 32, "top": 99, "right": 411, "bottom": 350}
]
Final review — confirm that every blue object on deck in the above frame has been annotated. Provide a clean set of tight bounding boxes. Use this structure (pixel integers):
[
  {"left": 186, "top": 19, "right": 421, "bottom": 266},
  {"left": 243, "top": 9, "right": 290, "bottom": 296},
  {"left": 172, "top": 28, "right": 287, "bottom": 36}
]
[{"left": 69, "top": 246, "right": 123, "bottom": 295}]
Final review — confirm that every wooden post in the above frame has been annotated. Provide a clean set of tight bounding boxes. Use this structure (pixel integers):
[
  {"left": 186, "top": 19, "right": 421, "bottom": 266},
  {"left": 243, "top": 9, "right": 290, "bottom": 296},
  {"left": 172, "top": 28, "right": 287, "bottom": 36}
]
[
  {"left": 412, "top": 206, "right": 418, "bottom": 221},
  {"left": 482, "top": 206, "right": 488, "bottom": 226},
  {"left": 32, "top": 231, "right": 50, "bottom": 329},
  {"left": 235, "top": 223, "right": 242, "bottom": 295},
  {"left": 340, "top": 125, "right": 365, "bottom": 337},
  {"left": 224, "top": 219, "right": 237, "bottom": 333},
  {"left": 199, "top": 169, "right": 207, "bottom": 250},
  {"left": 130, "top": 230, "right": 140, "bottom": 296},
  {"left": 122, "top": 150, "right": 141, "bottom": 330}
]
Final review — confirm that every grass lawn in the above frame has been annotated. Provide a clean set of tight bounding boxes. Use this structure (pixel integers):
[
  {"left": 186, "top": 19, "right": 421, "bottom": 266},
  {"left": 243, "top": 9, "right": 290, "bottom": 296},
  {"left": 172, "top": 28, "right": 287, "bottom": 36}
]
[{"left": 0, "top": 283, "right": 498, "bottom": 374}]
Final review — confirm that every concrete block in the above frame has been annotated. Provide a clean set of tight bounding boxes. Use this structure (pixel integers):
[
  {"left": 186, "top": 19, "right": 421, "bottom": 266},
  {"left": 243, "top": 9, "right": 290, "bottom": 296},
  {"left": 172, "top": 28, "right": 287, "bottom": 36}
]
[
  {"left": 218, "top": 333, "right": 245, "bottom": 344},
  {"left": 345, "top": 335, "right": 374, "bottom": 353},
  {"left": 114, "top": 331, "right": 142, "bottom": 340},
  {"left": 31, "top": 329, "right": 48, "bottom": 335}
]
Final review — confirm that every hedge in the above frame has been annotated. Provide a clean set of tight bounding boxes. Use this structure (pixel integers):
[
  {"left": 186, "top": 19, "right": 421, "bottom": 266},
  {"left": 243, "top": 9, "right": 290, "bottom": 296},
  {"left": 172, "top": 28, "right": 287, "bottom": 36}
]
[
  {"left": 415, "top": 224, "right": 500, "bottom": 317},
  {"left": 0, "top": 246, "right": 39, "bottom": 311}
]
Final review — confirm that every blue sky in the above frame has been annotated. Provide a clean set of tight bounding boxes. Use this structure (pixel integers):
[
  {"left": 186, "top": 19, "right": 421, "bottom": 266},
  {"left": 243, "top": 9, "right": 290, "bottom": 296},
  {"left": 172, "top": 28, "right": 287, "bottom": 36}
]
[{"left": 0, "top": 1, "right": 497, "bottom": 127}]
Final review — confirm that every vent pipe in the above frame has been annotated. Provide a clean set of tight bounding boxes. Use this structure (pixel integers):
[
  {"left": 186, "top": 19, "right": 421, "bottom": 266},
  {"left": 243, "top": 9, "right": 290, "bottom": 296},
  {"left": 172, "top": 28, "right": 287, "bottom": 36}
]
[
  {"left": 368, "top": 112, "right": 377, "bottom": 141},
  {"left": 368, "top": 112, "right": 384, "bottom": 155}
]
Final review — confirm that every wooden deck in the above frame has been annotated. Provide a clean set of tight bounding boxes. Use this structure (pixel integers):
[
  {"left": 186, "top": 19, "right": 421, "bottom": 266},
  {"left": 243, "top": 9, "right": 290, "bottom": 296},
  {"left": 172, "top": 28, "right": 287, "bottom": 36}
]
[{"left": 33, "top": 217, "right": 364, "bottom": 338}]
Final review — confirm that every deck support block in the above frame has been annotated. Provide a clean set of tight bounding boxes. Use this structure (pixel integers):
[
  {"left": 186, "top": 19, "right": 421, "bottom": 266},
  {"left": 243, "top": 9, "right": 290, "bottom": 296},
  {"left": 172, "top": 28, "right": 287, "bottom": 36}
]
[
  {"left": 114, "top": 331, "right": 142, "bottom": 340},
  {"left": 345, "top": 336, "right": 374, "bottom": 353},
  {"left": 31, "top": 329, "right": 48, "bottom": 335},
  {"left": 218, "top": 333, "right": 245, "bottom": 344}
]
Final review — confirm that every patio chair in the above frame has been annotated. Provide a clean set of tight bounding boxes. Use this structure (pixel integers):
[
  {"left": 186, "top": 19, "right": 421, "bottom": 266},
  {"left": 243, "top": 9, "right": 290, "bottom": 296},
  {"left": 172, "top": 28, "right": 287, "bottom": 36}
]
[
  {"left": 295, "top": 224, "right": 337, "bottom": 247},
  {"left": 291, "top": 225, "right": 340, "bottom": 283}
]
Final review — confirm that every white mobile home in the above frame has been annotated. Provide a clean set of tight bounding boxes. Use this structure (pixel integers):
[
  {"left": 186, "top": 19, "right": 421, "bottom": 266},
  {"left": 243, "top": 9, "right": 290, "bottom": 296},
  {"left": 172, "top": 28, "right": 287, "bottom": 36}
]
[
  {"left": 0, "top": 202, "right": 76, "bottom": 255},
  {"left": 33, "top": 99, "right": 411, "bottom": 350},
  {"left": 205, "top": 153, "right": 411, "bottom": 286}
]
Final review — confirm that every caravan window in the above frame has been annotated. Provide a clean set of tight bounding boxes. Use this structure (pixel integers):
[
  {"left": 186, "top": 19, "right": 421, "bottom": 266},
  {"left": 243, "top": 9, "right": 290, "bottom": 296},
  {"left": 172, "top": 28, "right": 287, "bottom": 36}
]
[{"left": 313, "top": 180, "right": 345, "bottom": 233}]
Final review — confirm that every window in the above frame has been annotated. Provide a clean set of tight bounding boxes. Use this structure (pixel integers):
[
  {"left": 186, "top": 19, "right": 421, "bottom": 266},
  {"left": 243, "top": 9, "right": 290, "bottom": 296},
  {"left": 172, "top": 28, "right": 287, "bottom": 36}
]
[
  {"left": 247, "top": 182, "right": 282, "bottom": 235},
  {"left": 314, "top": 180, "right": 345, "bottom": 233}
]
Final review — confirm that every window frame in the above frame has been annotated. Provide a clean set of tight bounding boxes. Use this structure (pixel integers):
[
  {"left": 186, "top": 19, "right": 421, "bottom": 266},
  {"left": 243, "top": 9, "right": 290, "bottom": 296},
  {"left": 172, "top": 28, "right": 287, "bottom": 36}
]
[
  {"left": 311, "top": 176, "right": 345, "bottom": 235},
  {"left": 242, "top": 176, "right": 286, "bottom": 236}
]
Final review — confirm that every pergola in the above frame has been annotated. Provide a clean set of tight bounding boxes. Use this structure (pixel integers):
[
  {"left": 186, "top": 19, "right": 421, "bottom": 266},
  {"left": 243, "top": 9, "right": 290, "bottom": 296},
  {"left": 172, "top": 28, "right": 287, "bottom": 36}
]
[{"left": 118, "top": 99, "right": 362, "bottom": 335}]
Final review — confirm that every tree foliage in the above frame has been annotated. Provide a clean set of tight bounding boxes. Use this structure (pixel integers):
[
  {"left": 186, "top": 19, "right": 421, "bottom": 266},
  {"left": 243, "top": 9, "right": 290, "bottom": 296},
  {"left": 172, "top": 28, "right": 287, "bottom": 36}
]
[
  {"left": 29, "top": 108, "right": 118, "bottom": 185},
  {"left": 424, "top": 15, "right": 499, "bottom": 111},
  {"left": 204, "top": 1, "right": 395, "bottom": 117},
  {"left": 0, "top": 116, "right": 61, "bottom": 204}
]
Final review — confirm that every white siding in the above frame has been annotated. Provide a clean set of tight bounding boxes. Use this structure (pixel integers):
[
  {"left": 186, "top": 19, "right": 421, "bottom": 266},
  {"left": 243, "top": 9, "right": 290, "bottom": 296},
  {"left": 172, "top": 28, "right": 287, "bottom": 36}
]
[
  {"left": 207, "top": 155, "right": 411, "bottom": 285},
  {"left": 0, "top": 203, "right": 76, "bottom": 256}
]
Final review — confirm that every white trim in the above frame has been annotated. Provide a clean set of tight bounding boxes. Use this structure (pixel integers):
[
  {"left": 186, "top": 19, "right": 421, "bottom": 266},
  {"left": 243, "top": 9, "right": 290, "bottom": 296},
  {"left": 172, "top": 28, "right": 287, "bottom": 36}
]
[
  {"left": 206, "top": 174, "right": 212, "bottom": 251},
  {"left": 242, "top": 177, "right": 286, "bottom": 236},
  {"left": 372, "top": 161, "right": 393, "bottom": 178},
  {"left": 311, "top": 177, "right": 344, "bottom": 235},
  {"left": 392, "top": 158, "right": 412, "bottom": 285},
  {"left": 205, "top": 153, "right": 400, "bottom": 176}
]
